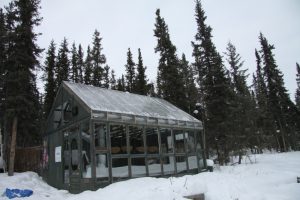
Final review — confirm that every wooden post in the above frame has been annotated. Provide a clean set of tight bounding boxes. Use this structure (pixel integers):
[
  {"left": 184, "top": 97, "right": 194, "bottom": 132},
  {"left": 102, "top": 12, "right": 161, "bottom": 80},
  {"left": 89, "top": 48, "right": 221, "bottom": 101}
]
[{"left": 8, "top": 116, "right": 17, "bottom": 176}]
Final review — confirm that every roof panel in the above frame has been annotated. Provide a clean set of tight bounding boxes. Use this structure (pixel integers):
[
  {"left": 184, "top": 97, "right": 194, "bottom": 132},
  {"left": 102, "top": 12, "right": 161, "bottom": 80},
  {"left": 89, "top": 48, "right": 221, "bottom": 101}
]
[{"left": 64, "top": 81, "right": 200, "bottom": 123}]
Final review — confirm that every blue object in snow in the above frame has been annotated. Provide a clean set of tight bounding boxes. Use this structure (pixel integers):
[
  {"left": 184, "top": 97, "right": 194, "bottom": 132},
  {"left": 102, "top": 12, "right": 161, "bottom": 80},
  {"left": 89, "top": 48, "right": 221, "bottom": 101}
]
[{"left": 5, "top": 188, "right": 33, "bottom": 199}]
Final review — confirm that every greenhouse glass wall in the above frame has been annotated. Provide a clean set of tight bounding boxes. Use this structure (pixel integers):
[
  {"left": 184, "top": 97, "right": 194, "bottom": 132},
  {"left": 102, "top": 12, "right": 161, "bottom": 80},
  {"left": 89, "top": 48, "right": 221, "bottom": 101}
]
[{"left": 42, "top": 81, "right": 207, "bottom": 193}]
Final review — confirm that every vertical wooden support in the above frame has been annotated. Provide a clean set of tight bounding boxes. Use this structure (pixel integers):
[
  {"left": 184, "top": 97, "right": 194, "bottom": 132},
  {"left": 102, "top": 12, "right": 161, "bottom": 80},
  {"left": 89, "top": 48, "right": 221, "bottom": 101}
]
[
  {"left": 157, "top": 127, "right": 164, "bottom": 176},
  {"left": 8, "top": 116, "right": 17, "bottom": 176},
  {"left": 171, "top": 129, "right": 177, "bottom": 174}
]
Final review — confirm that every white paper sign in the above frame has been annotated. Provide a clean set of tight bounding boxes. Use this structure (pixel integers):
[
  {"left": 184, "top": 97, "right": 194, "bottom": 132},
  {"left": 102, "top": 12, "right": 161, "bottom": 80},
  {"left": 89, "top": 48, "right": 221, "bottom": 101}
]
[{"left": 55, "top": 146, "right": 62, "bottom": 162}]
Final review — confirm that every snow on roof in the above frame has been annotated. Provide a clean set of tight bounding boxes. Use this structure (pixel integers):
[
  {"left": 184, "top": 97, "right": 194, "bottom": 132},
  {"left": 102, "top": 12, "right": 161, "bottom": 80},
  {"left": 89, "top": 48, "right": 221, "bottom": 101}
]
[{"left": 63, "top": 81, "right": 200, "bottom": 123}]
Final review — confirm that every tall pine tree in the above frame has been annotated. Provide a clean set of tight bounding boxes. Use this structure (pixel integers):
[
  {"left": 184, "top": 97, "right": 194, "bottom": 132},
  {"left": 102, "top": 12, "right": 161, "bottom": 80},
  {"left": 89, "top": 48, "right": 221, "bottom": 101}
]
[
  {"left": 84, "top": 45, "right": 92, "bottom": 85},
  {"left": 225, "top": 42, "right": 253, "bottom": 161},
  {"left": 253, "top": 49, "right": 276, "bottom": 150},
  {"left": 91, "top": 30, "right": 106, "bottom": 87},
  {"left": 43, "top": 40, "right": 56, "bottom": 118},
  {"left": 103, "top": 65, "right": 110, "bottom": 89},
  {"left": 296, "top": 63, "right": 300, "bottom": 110},
  {"left": 55, "top": 38, "right": 69, "bottom": 89},
  {"left": 259, "top": 33, "right": 298, "bottom": 151},
  {"left": 125, "top": 48, "right": 136, "bottom": 93},
  {"left": 179, "top": 54, "right": 198, "bottom": 114},
  {"left": 116, "top": 74, "right": 126, "bottom": 92},
  {"left": 154, "top": 9, "right": 186, "bottom": 110},
  {"left": 135, "top": 48, "right": 148, "bottom": 95},
  {"left": 110, "top": 69, "right": 116, "bottom": 90},
  {"left": 2, "top": 1, "right": 43, "bottom": 174},
  {"left": 192, "top": 0, "right": 234, "bottom": 164},
  {"left": 77, "top": 44, "right": 84, "bottom": 83},
  {"left": 0, "top": 8, "right": 6, "bottom": 125},
  {"left": 70, "top": 42, "right": 79, "bottom": 83}
]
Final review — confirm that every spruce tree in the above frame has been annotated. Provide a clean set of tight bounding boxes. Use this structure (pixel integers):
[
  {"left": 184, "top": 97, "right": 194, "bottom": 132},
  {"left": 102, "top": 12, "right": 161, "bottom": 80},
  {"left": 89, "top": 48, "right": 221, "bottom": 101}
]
[
  {"left": 259, "top": 33, "right": 298, "bottom": 151},
  {"left": 154, "top": 9, "right": 186, "bottom": 110},
  {"left": 192, "top": 0, "right": 234, "bottom": 164},
  {"left": 253, "top": 49, "right": 278, "bottom": 150},
  {"left": 4, "top": 0, "right": 42, "bottom": 155},
  {"left": 0, "top": 8, "right": 6, "bottom": 121},
  {"left": 77, "top": 44, "right": 84, "bottom": 83},
  {"left": 70, "top": 42, "right": 79, "bottom": 83},
  {"left": 103, "top": 65, "right": 110, "bottom": 89},
  {"left": 56, "top": 38, "right": 69, "bottom": 89},
  {"left": 135, "top": 48, "right": 148, "bottom": 95},
  {"left": 91, "top": 30, "right": 106, "bottom": 87},
  {"left": 125, "top": 48, "right": 136, "bottom": 92},
  {"left": 110, "top": 69, "right": 116, "bottom": 90},
  {"left": 179, "top": 54, "right": 198, "bottom": 114},
  {"left": 296, "top": 63, "right": 300, "bottom": 109},
  {"left": 0, "top": 8, "right": 5, "bottom": 74},
  {"left": 116, "top": 75, "right": 126, "bottom": 92},
  {"left": 84, "top": 45, "right": 93, "bottom": 85},
  {"left": 225, "top": 42, "right": 253, "bottom": 161},
  {"left": 43, "top": 40, "right": 56, "bottom": 118}
]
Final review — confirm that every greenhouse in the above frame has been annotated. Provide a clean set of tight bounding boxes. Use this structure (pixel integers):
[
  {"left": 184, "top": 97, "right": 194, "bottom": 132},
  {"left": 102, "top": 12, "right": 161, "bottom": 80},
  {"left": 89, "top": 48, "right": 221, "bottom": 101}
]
[{"left": 42, "top": 81, "right": 207, "bottom": 193}]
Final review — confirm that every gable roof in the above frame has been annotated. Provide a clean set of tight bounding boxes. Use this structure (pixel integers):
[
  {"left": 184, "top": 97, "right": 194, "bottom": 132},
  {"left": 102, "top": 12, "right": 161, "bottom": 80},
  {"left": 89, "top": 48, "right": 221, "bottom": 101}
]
[{"left": 63, "top": 81, "right": 202, "bottom": 128}]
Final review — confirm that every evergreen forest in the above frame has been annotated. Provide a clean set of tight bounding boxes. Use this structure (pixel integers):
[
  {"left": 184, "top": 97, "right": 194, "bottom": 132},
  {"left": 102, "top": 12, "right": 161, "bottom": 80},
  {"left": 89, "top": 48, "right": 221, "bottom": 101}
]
[{"left": 0, "top": 0, "right": 299, "bottom": 169}]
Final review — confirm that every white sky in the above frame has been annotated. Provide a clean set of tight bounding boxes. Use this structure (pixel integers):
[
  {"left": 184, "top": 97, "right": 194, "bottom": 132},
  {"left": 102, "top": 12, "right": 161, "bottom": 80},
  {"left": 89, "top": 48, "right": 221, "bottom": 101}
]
[{"left": 1, "top": 0, "right": 300, "bottom": 99}]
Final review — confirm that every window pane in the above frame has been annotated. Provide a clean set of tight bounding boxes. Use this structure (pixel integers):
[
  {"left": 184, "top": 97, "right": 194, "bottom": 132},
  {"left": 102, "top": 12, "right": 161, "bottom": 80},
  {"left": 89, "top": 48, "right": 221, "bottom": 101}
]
[
  {"left": 110, "top": 125, "right": 127, "bottom": 154},
  {"left": 162, "top": 156, "right": 175, "bottom": 175},
  {"left": 63, "top": 131, "right": 69, "bottom": 184},
  {"left": 186, "top": 131, "right": 196, "bottom": 154},
  {"left": 95, "top": 123, "right": 107, "bottom": 148},
  {"left": 129, "top": 126, "right": 144, "bottom": 154},
  {"left": 146, "top": 128, "right": 159, "bottom": 154},
  {"left": 159, "top": 128, "right": 173, "bottom": 154},
  {"left": 81, "top": 122, "right": 91, "bottom": 178},
  {"left": 147, "top": 157, "right": 161, "bottom": 176},
  {"left": 112, "top": 158, "right": 129, "bottom": 178},
  {"left": 174, "top": 130, "right": 186, "bottom": 154},
  {"left": 176, "top": 156, "right": 187, "bottom": 173},
  {"left": 95, "top": 154, "right": 109, "bottom": 181},
  {"left": 131, "top": 157, "right": 146, "bottom": 177},
  {"left": 70, "top": 138, "right": 79, "bottom": 171},
  {"left": 188, "top": 155, "right": 198, "bottom": 170},
  {"left": 196, "top": 131, "right": 206, "bottom": 169},
  {"left": 196, "top": 131, "right": 203, "bottom": 151}
]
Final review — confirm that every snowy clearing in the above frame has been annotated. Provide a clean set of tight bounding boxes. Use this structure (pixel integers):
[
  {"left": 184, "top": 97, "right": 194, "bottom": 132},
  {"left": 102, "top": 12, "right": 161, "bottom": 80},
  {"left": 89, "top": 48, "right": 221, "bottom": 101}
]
[{"left": 0, "top": 151, "right": 299, "bottom": 200}]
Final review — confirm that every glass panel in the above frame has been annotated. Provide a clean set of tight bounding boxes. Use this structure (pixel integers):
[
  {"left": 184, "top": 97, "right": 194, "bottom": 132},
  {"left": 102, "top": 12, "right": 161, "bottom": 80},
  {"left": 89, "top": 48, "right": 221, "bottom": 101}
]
[
  {"left": 176, "top": 156, "right": 187, "bottom": 173},
  {"left": 110, "top": 125, "right": 127, "bottom": 154},
  {"left": 147, "top": 157, "right": 161, "bottom": 176},
  {"left": 159, "top": 128, "right": 173, "bottom": 155},
  {"left": 95, "top": 154, "right": 109, "bottom": 180},
  {"left": 95, "top": 123, "right": 107, "bottom": 148},
  {"left": 186, "top": 131, "right": 196, "bottom": 153},
  {"left": 131, "top": 157, "right": 146, "bottom": 177},
  {"left": 174, "top": 130, "right": 186, "bottom": 154},
  {"left": 196, "top": 131, "right": 205, "bottom": 169},
  {"left": 162, "top": 156, "right": 175, "bottom": 175},
  {"left": 196, "top": 131, "right": 203, "bottom": 151},
  {"left": 188, "top": 155, "right": 198, "bottom": 170},
  {"left": 63, "top": 102, "right": 72, "bottom": 123},
  {"left": 81, "top": 122, "right": 91, "bottom": 178},
  {"left": 186, "top": 131, "right": 197, "bottom": 170},
  {"left": 63, "top": 131, "right": 69, "bottom": 184},
  {"left": 112, "top": 158, "right": 129, "bottom": 178},
  {"left": 146, "top": 128, "right": 159, "bottom": 154},
  {"left": 70, "top": 138, "right": 79, "bottom": 171},
  {"left": 129, "top": 126, "right": 144, "bottom": 154}
]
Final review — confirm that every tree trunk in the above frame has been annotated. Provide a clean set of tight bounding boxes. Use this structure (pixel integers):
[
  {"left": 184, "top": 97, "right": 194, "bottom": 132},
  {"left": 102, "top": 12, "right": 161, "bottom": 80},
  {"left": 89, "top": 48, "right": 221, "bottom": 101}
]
[{"left": 8, "top": 116, "right": 17, "bottom": 176}]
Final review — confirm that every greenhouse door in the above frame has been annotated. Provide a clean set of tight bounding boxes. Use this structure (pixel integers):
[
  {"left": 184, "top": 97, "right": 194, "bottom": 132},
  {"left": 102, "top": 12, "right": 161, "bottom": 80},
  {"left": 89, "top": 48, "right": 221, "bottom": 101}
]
[{"left": 68, "top": 126, "right": 81, "bottom": 193}]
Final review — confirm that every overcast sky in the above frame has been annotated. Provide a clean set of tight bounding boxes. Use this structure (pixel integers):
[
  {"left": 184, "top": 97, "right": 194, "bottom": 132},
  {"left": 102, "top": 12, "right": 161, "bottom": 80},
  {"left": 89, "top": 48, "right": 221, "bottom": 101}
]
[{"left": 1, "top": 0, "right": 300, "bottom": 98}]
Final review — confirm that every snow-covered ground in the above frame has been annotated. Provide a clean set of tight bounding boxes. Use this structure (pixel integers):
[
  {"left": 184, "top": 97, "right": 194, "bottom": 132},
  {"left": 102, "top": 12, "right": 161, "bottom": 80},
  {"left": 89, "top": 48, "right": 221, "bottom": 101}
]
[{"left": 0, "top": 151, "right": 299, "bottom": 200}]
